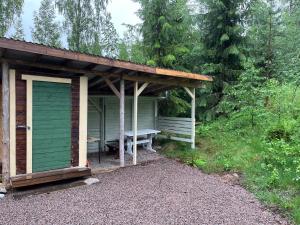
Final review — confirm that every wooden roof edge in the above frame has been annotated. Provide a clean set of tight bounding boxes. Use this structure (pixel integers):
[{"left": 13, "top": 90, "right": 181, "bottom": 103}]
[{"left": 0, "top": 38, "right": 213, "bottom": 82}]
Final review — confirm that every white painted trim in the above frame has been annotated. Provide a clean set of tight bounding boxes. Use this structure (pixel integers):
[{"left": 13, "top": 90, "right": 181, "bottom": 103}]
[
  {"left": 22, "top": 75, "right": 71, "bottom": 84},
  {"left": 79, "top": 76, "right": 88, "bottom": 167},
  {"left": 184, "top": 87, "right": 195, "bottom": 99},
  {"left": 133, "top": 82, "right": 138, "bottom": 165},
  {"left": 137, "top": 82, "right": 149, "bottom": 96},
  {"left": 191, "top": 88, "right": 196, "bottom": 149},
  {"left": 104, "top": 77, "right": 120, "bottom": 98},
  {"left": 26, "top": 79, "right": 33, "bottom": 174},
  {"left": 9, "top": 70, "right": 16, "bottom": 176}
]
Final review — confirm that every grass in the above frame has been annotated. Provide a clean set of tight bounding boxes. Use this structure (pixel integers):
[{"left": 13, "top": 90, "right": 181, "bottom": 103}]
[{"left": 160, "top": 125, "right": 300, "bottom": 224}]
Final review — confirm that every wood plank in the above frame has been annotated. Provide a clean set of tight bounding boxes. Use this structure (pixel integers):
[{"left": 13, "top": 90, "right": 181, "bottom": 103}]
[
  {"left": 11, "top": 167, "right": 91, "bottom": 188},
  {"left": 158, "top": 135, "right": 193, "bottom": 143},
  {"left": 9, "top": 70, "right": 16, "bottom": 177},
  {"left": 158, "top": 116, "right": 192, "bottom": 122},
  {"left": 0, "top": 58, "right": 210, "bottom": 86},
  {"left": 2, "top": 61, "right": 10, "bottom": 186},
  {"left": 119, "top": 79, "right": 125, "bottom": 167}
]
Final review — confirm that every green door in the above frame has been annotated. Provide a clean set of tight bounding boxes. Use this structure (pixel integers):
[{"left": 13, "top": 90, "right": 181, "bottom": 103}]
[{"left": 32, "top": 81, "right": 71, "bottom": 172}]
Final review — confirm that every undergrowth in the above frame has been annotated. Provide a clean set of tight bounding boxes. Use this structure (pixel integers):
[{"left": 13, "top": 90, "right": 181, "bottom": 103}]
[{"left": 161, "top": 81, "right": 300, "bottom": 224}]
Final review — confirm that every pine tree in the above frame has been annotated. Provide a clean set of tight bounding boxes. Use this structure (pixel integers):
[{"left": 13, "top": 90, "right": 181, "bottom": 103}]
[
  {"left": 56, "top": 0, "right": 118, "bottom": 56},
  {"left": 135, "top": 0, "right": 191, "bottom": 69},
  {"left": 11, "top": 16, "right": 25, "bottom": 40},
  {"left": 32, "top": 0, "right": 62, "bottom": 47},
  {"left": 0, "top": 0, "right": 23, "bottom": 37}
]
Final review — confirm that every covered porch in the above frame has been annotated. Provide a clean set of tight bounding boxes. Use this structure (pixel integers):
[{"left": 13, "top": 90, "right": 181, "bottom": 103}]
[{"left": 0, "top": 38, "right": 212, "bottom": 187}]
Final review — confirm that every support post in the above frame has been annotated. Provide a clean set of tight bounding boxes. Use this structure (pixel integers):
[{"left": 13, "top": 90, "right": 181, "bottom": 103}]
[
  {"left": 119, "top": 79, "right": 125, "bottom": 167},
  {"left": 2, "top": 61, "right": 10, "bottom": 186},
  {"left": 191, "top": 88, "right": 196, "bottom": 149},
  {"left": 133, "top": 82, "right": 138, "bottom": 165},
  {"left": 184, "top": 87, "right": 196, "bottom": 149}
]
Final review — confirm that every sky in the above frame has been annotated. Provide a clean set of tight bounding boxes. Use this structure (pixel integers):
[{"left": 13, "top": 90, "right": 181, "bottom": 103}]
[{"left": 20, "top": 0, "right": 141, "bottom": 43}]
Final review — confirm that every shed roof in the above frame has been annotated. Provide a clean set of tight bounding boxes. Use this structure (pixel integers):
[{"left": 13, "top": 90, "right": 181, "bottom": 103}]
[{"left": 0, "top": 38, "right": 212, "bottom": 95}]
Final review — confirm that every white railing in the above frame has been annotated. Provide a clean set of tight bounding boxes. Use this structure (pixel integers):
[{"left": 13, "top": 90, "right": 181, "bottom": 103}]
[{"left": 157, "top": 116, "right": 194, "bottom": 144}]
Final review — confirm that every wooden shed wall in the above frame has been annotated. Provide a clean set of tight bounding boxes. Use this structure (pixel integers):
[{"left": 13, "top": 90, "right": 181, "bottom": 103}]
[
  {"left": 87, "top": 96, "right": 156, "bottom": 150},
  {"left": 0, "top": 83, "right": 2, "bottom": 164}
]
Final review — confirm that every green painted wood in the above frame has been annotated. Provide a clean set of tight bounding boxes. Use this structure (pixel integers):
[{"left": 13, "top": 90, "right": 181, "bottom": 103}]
[{"left": 32, "top": 81, "right": 71, "bottom": 172}]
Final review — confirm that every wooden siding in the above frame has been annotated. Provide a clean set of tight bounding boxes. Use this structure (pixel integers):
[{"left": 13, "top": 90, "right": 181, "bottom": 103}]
[
  {"left": 32, "top": 81, "right": 71, "bottom": 172},
  {"left": 16, "top": 72, "right": 27, "bottom": 174},
  {"left": 0, "top": 83, "right": 2, "bottom": 164},
  {"left": 157, "top": 117, "right": 192, "bottom": 135},
  {"left": 137, "top": 98, "right": 155, "bottom": 130},
  {"left": 157, "top": 117, "right": 193, "bottom": 143},
  {"left": 104, "top": 96, "right": 132, "bottom": 141},
  {"left": 14, "top": 72, "right": 80, "bottom": 174},
  {"left": 103, "top": 96, "right": 156, "bottom": 142}
]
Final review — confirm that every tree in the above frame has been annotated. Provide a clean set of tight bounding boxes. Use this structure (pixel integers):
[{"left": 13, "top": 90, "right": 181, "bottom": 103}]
[
  {"left": 199, "top": 0, "right": 246, "bottom": 93},
  {"left": 135, "top": 0, "right": 192, "bottom": 69},
  {"left": 275, "top": 4, "right": 300, "bottom": 81},
  {"left": 0, "top": 0, "right": 23, "bottom": 37},
  {"left": 56, "top": 0, "right": 118, "bottom": 56},
  {"left": 118, "top": 24, "right": 146, "bottom": 64},
  {"left": 11, "top": 16, "right": 25, "bottom": 40},
  {"left": 32, "top": 0, "right": 62, "bottom": 47}
]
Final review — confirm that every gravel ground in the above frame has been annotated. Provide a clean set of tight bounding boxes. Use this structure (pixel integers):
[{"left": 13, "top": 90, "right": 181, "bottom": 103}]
[{"left": 0, "top": 158, "right": 290, "bottom": 225}]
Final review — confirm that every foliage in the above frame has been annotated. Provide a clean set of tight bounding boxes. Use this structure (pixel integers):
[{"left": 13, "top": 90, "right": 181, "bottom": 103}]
[
  {"left": 11, "top": 16, "right": 25, "bottom": 40},
  {"left": 32, "top": 0, "right": 62, "bottom": 47},
  {"left": 135, "top": 0, "right": 192, "bottom": 69},
  {"left": 246, "top": 0, "right": 282, "bottom": 78},
  {"left": 55, "top": 0, "right": 118, "bottom": 56},
  {"left": 0, "top": 0, "right": 23, "bottom": 37},
  {"left": 198, "top": 0, "right": 246, "bottom": 92},
  {"left": 162, "top": 82, "right": 300, "bottom": 223},
  {"left": 118, "top": 24, "right": 146, "bottom": 64}
]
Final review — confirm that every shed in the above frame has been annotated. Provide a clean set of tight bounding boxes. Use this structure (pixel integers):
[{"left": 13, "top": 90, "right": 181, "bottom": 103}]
[{"left": 0, "top": 38, "right": 212, "bottom": 188}]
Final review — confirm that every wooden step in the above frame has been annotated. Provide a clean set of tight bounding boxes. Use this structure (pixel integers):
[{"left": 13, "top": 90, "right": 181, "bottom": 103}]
[{"left": 10, "top": 167, "right": 91, "bottom": 188}]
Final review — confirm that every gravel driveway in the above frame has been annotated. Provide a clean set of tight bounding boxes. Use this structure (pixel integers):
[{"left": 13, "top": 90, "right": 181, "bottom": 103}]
[{"left": 0, "top": 159, "right": 290, "bottom": 225}]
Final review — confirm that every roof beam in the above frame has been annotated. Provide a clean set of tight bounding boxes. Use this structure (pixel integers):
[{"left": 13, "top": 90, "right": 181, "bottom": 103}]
[
  {"left": 89, "top": 77, "right": 105, "bottom": 88},
  {"left": 0, "top": 38, "right": 212, "bottom": 81},
  {"left": 104, "top": 77, "right": 120, "bottom": 98},
  {"left": 1, "top": 58, "right": 204, "bottom": 88}
]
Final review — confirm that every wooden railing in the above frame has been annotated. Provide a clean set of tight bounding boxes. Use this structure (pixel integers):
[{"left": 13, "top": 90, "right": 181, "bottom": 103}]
[{"left": 157, "top": 116, "right": 194, "bottom": 144}]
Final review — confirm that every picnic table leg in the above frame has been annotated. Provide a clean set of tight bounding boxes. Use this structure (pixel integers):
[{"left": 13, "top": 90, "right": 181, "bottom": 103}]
[
  {"left": 126, "top": 137, "right": 133, "bottom": 155},
  {"left": 146, "top": 134, "right": 156, "bottom": 153},
  {"left": 98, "top": 141, "right": 101, "bottom": 163}
]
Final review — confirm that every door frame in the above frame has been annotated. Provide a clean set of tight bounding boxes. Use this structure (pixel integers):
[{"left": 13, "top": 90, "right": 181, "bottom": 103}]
[{"left": 22, "top": 75, "right": 71, "bottom": 174}]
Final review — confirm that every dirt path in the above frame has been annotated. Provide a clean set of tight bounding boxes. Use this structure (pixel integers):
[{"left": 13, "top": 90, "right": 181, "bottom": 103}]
[{"left": 0, "top": 159, "right": 290, "bottom": 225}]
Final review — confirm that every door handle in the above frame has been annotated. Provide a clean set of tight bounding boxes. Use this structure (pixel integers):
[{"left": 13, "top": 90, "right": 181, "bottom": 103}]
[{"left": 16, "top": 125, "right": 30, "bottom": 130}]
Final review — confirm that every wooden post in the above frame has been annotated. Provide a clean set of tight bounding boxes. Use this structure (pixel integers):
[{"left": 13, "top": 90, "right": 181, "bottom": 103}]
[
  {"left": 119, "top": 79, "right": 125, "bottom": 167},
  {"left": 184, "top": 87, "right": 196, "bottom": 149},
  {"left": 191, "top": 88, "right": 196, "bottom": 149},
  {"left": 133, "top": 82, "right": 138, "bottom": 165},
  {"left": 154, "top": 99, "right": 158, "bottom": 129},
  {"left": 2, "top": 61, "right": 10, "bottom": 186}
]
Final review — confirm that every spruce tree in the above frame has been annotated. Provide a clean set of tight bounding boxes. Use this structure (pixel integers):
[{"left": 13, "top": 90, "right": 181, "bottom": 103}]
[
  {"left": 0, "top": 0, "right": 23, "bottom": 37},
  {"left": 135, "top": 0, "right": 191, "bottom": 69},
  {"left": 199, "top": 0, "right": 245, "bottom": 93},
  {"left": 32, "top": 0, "right": 62, "bottom": 47}
]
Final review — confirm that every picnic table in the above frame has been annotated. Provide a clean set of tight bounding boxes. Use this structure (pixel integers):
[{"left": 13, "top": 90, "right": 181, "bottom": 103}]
[{"left": 125, "top": 129, "right": 160, "bottom": 155}]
